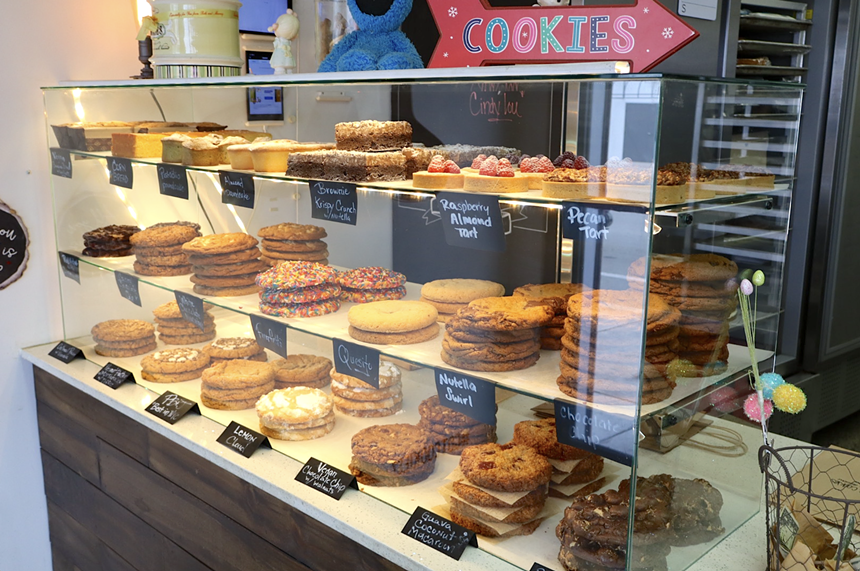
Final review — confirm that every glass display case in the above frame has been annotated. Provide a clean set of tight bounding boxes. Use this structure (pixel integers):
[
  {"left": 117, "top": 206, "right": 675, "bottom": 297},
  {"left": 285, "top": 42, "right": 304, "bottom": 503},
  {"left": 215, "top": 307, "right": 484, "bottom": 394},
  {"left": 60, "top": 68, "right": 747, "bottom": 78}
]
[{"left": 41, "top": 67, "right": 802, "bottom": 571}]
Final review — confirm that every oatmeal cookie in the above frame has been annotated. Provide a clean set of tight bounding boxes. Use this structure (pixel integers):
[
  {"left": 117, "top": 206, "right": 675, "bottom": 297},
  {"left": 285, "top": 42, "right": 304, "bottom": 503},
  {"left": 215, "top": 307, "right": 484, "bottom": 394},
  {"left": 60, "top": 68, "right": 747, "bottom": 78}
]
[
  {"left": 182, "top": 232, "right": 259, "bottom": 255},
  {"left": 512, "top": 417, "right": 592, "bottom": 460},
  {"left": 459, "top": 442, "right": 552, "bottom": 492},
  {"left": 457, "top": 297, "right": 555, "bottom": 331},
  {"left": 258, "top": 222, "right": 327, "bottom": 241}
]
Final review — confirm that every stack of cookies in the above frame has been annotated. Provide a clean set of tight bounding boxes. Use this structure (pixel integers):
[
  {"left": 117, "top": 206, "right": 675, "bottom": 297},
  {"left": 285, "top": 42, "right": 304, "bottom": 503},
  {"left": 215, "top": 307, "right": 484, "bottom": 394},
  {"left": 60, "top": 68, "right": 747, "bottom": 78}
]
[
  {"left": 258, "top": 223, "right": 329, "bottom": 267},
  {"left": 255, "top": 387, "right": 335, "bottom": 441},
  {"left": 336, "top": 266, "right": 406, "bottom": 303},
  {"left": 348, "top": 300, "right": 439, "bottom": 345},
  {"left": 91, "top": 319, "right": 156, "bottom": 357},
  {"left": 556, "top": 475, "right": 674, "bottom": 571},
  {"left": 349, "top": 423, "right": 437, "bottom": 487},
  {"left": 559, "top": 290, "right": 681, "bottom": 405},
  {"left": 140, "top": 347, "right": 210, "bottom": 383},
  {"left": 445, "top": 442, "right": 552, "bottom": 537},
  {"left": 182, "top": 233, "right": 265, "bottom": 297},
  {"left": 152, "top": 300, "right": 216, "bottom": 345},
  {"left": 441, "top": 297, "right": 552, "bottom": 372},
  {"left": 513, "top": 418, "right": 605, "bottom": 499},
  {"left": 513, "top": 283, "right": 590, "bottom": 350},
  {"left": 417, "top": 395, "right": 496, "bottom": 454},
  {"left": 628, "top": 254, "right": 738, "bottom": 377},
  {"left": 200, "top": 360, "right": 275, "bottom": 410},
  {"left": 420, "top": 278, "right": 505, "bottom": 323},
  {"left": 270, "top": 354, "right": 332, "bottom": 389},
  {"left": 331, "top": 360, "right": 403, "bottom": 417},
  {"left": 130, "top": 221, "right": 201, "bottom": 276},
  {"left": 256, "top": 261, "right": 341, "bottom": 318},
  {"left": 203, "top": 337, "right": 267, "bottom": 364},
  {"left": 82, "top": 224, "right": 140, "bottom": 258}
]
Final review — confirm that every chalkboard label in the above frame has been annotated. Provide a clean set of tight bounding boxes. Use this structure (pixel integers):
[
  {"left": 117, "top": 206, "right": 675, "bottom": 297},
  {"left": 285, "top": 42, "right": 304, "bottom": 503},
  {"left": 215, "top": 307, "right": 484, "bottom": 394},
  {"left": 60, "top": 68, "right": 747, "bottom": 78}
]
[
  {"left": 220, "top": 171, "right": 255, "bottom": 209},
  {"left": 295, "top": 457, "right": 358, "bottom": 500},
  {"left": 401, "top": 507, "right": 477, "bottom": 560},
  {"left": 332, "top": 338, "right": 379, "bottom": 388},
  {"left": 174, "top": 291, "right": 205, "bottom": 330},
  {"left": 145, "top": 391, "right": 200, "bottom": 424},
  {"left": 435, "top": 191, "right": 505, "bottom": 252},
  {"left": 250, "top": 314, "right": 287, "bottom": 358},
  {"left": 310, "top": 180, "right": 358, "bottom": 225},
  {"left": 94, "top": 362, "right": 134, "bottom": 389},
  {"left": 434, "top": 368, "right": 496, "bottom": 426},
  {"left": 554, "top": 399, "right": 635, "bottom": 467},
  {"left": 0, "top": 205, "right": 29, "bottom": 290},
  {"left": 50, "top": 148, "right": 72, "bottom": 178},
  {"left": 115, "top": 271, "right": 141, "bottom": 306},
  {"left": 107, "top": 157, "right": 133, "bottom": 189},
  {"left": 157, "top": 164, "right": 189, "bottom": 200},
  {"left": 561, "top": 201, "right": 648, "bottom": 241},
  {"left": 49, "top": 341, "right": 84, "bottom": 363},
  {"left": 59, "top": 252, "right": 80, "bottom": 283},
  {"left": 216, "top": 421, "right": 269, "bottom": 458},
  {"left": 529, "top": 563, "right": 552, "bottom": 571}
]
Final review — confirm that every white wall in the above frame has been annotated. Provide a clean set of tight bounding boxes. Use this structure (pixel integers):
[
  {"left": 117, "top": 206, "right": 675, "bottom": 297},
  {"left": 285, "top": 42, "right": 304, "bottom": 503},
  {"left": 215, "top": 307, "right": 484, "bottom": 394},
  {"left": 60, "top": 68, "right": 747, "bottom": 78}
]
[{"left": 0, "top": 3, "right": 139, "bottom": 569}]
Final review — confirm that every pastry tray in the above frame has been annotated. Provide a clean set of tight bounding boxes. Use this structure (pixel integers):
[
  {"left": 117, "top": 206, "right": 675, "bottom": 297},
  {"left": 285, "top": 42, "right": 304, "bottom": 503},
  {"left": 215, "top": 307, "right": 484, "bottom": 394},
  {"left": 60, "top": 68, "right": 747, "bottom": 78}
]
[
  {"left": 739, "top": 14, "right": 812, "bottom": 31},
  {"left": 737, "top": 40, "right": 811, "bottom": 56},
  {"left": 736, "top": 65, "right": 807, "bottom": 77}
]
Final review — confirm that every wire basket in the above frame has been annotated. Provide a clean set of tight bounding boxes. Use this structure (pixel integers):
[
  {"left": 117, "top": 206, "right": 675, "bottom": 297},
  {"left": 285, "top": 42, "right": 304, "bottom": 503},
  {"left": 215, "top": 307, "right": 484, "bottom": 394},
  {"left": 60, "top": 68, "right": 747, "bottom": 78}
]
[{"left": 760, "top": 444, "right": 860, "bottom": 570}]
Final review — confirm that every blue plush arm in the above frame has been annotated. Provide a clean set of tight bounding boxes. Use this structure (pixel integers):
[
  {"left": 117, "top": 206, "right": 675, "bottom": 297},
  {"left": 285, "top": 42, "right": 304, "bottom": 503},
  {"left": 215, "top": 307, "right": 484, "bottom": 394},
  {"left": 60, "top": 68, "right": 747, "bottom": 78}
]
[
  {"left": 383, "top": 31, "right": 424, "bottom": 69},
  {"left": 318, "top": 31, "right": 360, "bottom": 72}
]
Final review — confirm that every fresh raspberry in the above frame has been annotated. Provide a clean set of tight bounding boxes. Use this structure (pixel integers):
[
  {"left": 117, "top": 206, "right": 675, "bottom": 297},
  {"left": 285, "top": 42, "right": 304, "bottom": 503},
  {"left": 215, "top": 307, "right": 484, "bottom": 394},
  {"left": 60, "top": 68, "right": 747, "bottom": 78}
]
[
  {"left": 470, "top": 154, "right": 487, "bottom": 169},
  {"left": 519, "top": 157, "right": 537, "bottom": 173},
  {"left": 561, "top": 158, "right": 575, "bottom": 169},
  {"left": 536, "top": 156, "right": 555, "bottom": 172},
  {"left": 479, "top": 156, "right": 499, "bottom": 176},
  {"left": 497, "top": 158, "right": 515, "bottom": 177},
  {"left": 443, "top": 160, "right": 460, "bottom": 174},
  {"left": 427, "top": 155, "right": 446, "bottom": 173},
  {"left": 573, "top": 156, "right": 590, "bottom": 169}
]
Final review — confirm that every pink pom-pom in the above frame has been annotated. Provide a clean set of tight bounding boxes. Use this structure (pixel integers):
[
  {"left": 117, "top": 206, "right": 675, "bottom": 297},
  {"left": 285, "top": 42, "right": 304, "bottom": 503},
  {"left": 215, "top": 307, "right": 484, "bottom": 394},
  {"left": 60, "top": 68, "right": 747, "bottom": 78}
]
[
  {"left": 710, "top": 386, "right": 740, "bottom": 413},
  {"left": 743, "top": 393, "right": 773, "bottom": 423}
]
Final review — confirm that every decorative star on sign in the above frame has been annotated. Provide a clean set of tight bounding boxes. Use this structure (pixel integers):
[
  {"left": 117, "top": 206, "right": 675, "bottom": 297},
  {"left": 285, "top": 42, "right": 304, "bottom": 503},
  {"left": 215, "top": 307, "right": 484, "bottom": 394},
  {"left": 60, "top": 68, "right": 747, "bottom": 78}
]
[
  {"left": 448, "top": 6, "right": 457, "bottom": 17},
  {"left": 644, "top": 7, "right": 650, "bottom": 13},
  {"left": 662, "top": 27, "right": 674, "bottom": 38}
]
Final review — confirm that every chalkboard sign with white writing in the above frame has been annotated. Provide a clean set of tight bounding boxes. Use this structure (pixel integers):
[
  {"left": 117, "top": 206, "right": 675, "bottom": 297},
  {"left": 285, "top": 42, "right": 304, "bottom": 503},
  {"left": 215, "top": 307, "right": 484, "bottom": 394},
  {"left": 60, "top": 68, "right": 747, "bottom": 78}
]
[
  {"left": 217, "top": 421, "right": 269, "bottom": 458},
  {"left": 310, "top": 181, "right": 358, "bottom": 225},
  {"left": 59, "top": 252, "right": 80, "bottom": 283},
  {"left": 250, "top": 314, "right": 287, "bottom": 358},
  {"left": 295, "top": 457, "right": 358, "bottom": 500},
  {"left": 107, "top": 157, "right": 133, "bottom": 189},
  {"left": 157, "top": 164, "right": 189, "bottom": 200},
  {"left": 94, "top": 362, "right": 134, "bottom": 389},
  {"left": 554, "top": 399, "right": 635, "bottom": 467},
  {"left": 50, "top": 148, "right": 72, "bottom": 178},
  {"left": 174, "top": 291, "right": 206, "bottom": 331},
  {"left": 332, "top": 338, "right": 379, "bottom": 388},
  {"left": 401, "top": 506, "right": 477, "bottom": 560},
  {"left": 219, "top": 171, "right": 255, "bottom": 209},
  {"left": 146, "top": 391, "right": 199, "bottom": 424},
  {"left": 434, "top": 368, "right": 496, "bottom": 426},
  {"left": 435, "top": 191, "right": 505, "bottom": 252},
  {"left": 115, "top": 271, "right": 141, "bottom": 306},
  {"left": 49, "top": 341, "right": 84, "bottom": 363},
  {"left": 561, "top": 201, "right": 647, "bottom": 241},
  {"left": 0, "top": 203, "right": 29, "bottom": 290},
  {"left": 530, "top": 563, "right": 552, "bottom": 571}
]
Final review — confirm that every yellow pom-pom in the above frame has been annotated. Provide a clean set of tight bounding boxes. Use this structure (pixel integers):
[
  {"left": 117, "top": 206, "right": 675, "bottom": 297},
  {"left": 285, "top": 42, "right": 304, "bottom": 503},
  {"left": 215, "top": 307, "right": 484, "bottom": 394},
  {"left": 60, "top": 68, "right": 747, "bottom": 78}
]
[{"left": 772, "top": 384, "right": 807, "bottom": 414}]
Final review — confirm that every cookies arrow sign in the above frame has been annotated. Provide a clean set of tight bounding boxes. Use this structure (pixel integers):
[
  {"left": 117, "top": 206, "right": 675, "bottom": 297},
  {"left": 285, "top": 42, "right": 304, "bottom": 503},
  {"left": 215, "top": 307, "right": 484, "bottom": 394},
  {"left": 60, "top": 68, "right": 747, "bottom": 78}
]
[{"left": 427, "top": 0, "right": 699, "bottom": 72}]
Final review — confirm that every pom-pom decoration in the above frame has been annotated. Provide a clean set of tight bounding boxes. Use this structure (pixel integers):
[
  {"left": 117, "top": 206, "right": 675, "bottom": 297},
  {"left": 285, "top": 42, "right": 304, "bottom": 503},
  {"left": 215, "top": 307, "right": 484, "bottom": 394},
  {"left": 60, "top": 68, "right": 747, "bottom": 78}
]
[
  {"left": 772, "top": 384, "right": 807, "bottom": 414},
  {"left": 760, "top": 372, "right": 785, "bottom": 400},
  {"left": 743, "top": 393, "right": 773, "bottom": 423}
]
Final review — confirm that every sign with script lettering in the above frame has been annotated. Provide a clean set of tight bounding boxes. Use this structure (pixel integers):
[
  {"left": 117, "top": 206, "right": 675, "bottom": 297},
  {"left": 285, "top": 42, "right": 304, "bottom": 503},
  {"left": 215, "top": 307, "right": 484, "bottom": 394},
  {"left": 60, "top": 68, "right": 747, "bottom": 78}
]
[
  {"left": 0, "top": 202, "right": 29, "bottom": 290},
  {"left": 401, "top": 506, "right": 477, "bottom": 560},
  {"left": 434, "top": 368, "right": 496, "bottom": 426},
  {"left": 174, "top": 291, "right": 206, "bottom": 331},
  {"left": 216, "top": 421, "right": 269, "bottom": 458},
  {"left": 435, "top": 191, "right": 505, "bottom": 252},
  {"left": 332, "top": 338, "right": 380, "bottom": 388},
  {"left": 157, "top": 164, "right": 189, "bottom": 200},
  {"left": 295, "top": 457, "right": 358, "bottom": 499},
  {"left": 219, "top": 171, "right": 255, "bottom": 209},
  {"left": 114, "top": 271, "right": 141, "bottom": 306},
  {"left": 94, "top": 362, "right": 135, "bottom": 389},
  {"left": 50, "top": 148, "right": 72, "bottom": 178},
  {"left": 145, "top": 391, "right": 199, "bottom": 424},
  {"left": 59, "top": 252, "right": 80, "bottom": 283},
  {"left": 49, "top": 341, "right": 84, "bottom": 363},
  {"left": 310, "top": 181, "right": 358, "bottom": 225},
  {"left": 107, "top": 157, "right": 133, "bottom": 189},
  {"left": 426, "top": 0, "right": 698, "bottom": 71},
  {"left": 554, "top": 399, "right": 635, "bottom": 467},
  {"left": 250, "top": 314, "right": 288, "bottom": 358}
]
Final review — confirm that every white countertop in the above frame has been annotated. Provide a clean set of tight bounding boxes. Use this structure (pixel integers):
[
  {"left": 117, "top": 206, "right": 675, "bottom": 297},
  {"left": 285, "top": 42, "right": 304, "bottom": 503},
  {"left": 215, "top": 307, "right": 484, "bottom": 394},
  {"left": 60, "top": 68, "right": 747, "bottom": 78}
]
[{"left": 23, "top": 341, "right": 786, "bottom": 571}]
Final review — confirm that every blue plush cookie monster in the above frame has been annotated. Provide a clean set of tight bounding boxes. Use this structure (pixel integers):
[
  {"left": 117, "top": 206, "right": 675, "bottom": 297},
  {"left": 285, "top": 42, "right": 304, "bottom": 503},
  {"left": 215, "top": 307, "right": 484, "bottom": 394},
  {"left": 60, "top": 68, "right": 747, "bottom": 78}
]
[{"left": 318, "top": 0, "right": 423, "bottom": 72}]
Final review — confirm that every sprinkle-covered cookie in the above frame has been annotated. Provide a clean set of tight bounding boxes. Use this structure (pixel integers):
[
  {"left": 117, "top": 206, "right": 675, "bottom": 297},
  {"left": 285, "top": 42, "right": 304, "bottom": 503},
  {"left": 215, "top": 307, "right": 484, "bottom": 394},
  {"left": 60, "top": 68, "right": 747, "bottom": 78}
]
[
  {"left": 260, "top": 298, "right": 341, "bottom": 318},
  {"left": 260, "top": 283, "right": 342, "bottom": 305},
  {"left": 256, "top": 261, "right": 337, "bottom": 290},
  {"left": 340, "top": 286, "right": 406, "bottom": 303},
  {"left": 336, "top": 266, "right": 406, "bottom": 290}
]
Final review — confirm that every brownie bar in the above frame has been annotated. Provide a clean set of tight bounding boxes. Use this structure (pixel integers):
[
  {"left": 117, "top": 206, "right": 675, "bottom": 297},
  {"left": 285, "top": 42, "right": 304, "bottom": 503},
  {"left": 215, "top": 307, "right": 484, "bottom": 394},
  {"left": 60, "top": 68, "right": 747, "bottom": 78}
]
[
  {"left": 289, "top": 150, "right": 406, "bottom": 182},
  {"left": 335, "top": 120, "right": 412, "bottom": 151},
  {"left": 287, "top": 151, "right": 328, "bottom": 179}
]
